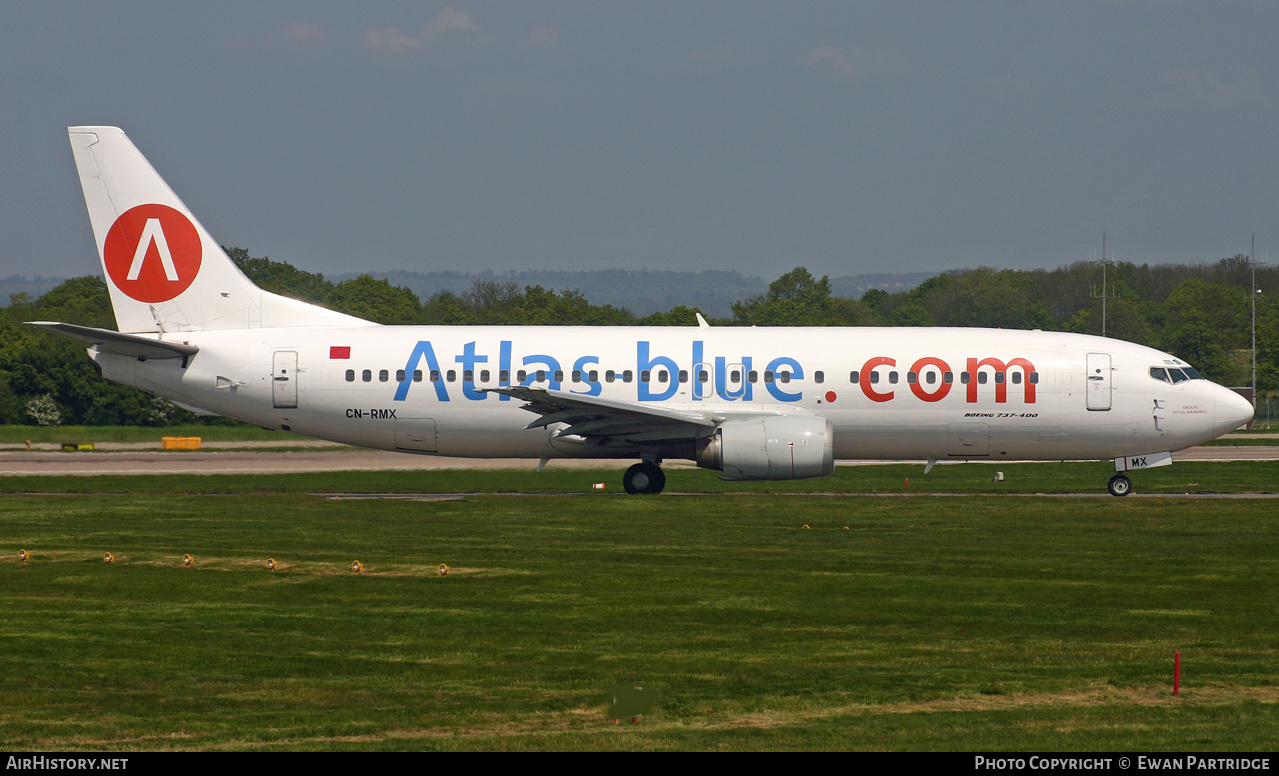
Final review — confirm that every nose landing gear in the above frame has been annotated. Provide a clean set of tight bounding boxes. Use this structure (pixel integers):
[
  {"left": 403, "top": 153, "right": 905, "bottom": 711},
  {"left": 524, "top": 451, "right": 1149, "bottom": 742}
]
[{"left": 1107, "top": 473, "right": 1132, "bottom": 497}]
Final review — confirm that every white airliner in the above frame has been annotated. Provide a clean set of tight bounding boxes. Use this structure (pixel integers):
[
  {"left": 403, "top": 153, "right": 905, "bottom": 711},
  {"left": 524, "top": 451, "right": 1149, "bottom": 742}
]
[{"left": 34, "top": 126, "right": 1253, "bottom": 496}]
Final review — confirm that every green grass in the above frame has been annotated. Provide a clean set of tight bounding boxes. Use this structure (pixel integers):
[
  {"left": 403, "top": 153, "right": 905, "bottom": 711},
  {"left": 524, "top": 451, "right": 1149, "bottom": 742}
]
[
  {"left": 2, "top": 474, "right": 1278, "bottom": 750},
  {"left": 1202, "top": 437, "right": 1279, "bottom": 446}
]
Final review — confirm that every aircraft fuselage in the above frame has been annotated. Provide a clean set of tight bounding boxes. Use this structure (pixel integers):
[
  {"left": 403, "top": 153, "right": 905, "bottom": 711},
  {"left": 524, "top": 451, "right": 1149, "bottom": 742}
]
[{"left": 93, "top": 325, "right": 1246, "bottom": 464}]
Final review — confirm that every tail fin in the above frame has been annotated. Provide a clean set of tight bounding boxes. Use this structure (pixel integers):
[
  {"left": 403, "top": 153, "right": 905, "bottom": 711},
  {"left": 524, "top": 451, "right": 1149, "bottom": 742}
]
[{"left": 68, "top": 126, "right": 373, "bottom": 334}]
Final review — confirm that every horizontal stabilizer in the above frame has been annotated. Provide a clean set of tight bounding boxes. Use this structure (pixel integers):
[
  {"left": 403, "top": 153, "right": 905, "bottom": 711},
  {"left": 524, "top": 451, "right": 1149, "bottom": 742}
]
[
  {"left": 28, "top": 321, "right": 198, "bottom": 360},
  {"left": 167, "top": 398, "right": 222, "bottom": 417}
]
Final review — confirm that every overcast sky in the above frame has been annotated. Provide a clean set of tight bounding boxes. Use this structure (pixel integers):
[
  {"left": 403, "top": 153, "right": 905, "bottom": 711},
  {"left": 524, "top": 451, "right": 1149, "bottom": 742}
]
[{"left": 2, "top": 1, "right": 1276, "bottom": 283}]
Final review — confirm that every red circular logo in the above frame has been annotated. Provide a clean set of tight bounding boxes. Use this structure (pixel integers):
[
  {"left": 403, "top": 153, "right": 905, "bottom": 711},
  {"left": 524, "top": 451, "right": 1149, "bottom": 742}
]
[
  {"left": 825, "top": 391, "right": 837, "bottom": 403},
  {"left": 103, "top": 204, "right": 202, "bottom": 302}
]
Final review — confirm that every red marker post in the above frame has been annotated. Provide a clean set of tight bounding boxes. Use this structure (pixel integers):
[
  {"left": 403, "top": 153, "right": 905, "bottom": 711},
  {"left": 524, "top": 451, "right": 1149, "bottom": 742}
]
[{"left": 1173, "top": 651, "right": 1181, "bottom": 696}]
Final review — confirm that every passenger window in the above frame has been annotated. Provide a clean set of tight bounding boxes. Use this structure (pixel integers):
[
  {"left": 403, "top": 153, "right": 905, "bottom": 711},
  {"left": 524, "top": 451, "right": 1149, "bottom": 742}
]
[
  {"left": 779, "top": 371, "right": 791, "bottom": 383},
  {"left": 536, "top": 370, "right": 546, "bottom": 382},
  {"left": 907, "top": 371, "right": 918, "bottom": 384},
  {"left": 1028, "top": 372, "right": 1038, "bottom": 384},
  {"left": 994, "top": 372, "right": 1005, "bottom": 385},
  {"left": 764, "top": 371, "right": 774, "bottom": 384},
  {"left": 447, "top": 370, "right": 457, "bottom": 382},
  {"left": 606, "top": 370, "right": 616, "bottom": 383},
  {"left": 748, "top": 371, "right": 758, "bottom": 383},
  {"left": 944, "top": 372, "right": 953, "bottom": 384},
  {"left": 430, "top": 369, "right": 441, "bottom": 382},
  {"left": 589, "top": 370, "right": 598, "bottom": 382},
  {"left": 1011, "top": 372, "right": 1021, "bottom": 385},
  {"left": 960, "top": 372, "right": 970, "bottom": 384},
  {"left": 516, "top": 370, "right": 527, "bottom": 383},
  {"left": 870, "top": 372, "right": 880, "bottom": 385},
  {"left": 396, "top": 369, "right": 406, "bottom": 382},
  {"left": 814, "top": 371, "right": 824, "bottom": 384},
  {"left": 554, "top": 370, "right": 564, "bottom": 382},
  {"left": 345, "top": 369, "right": 355, "bottom": 382},
  {"left": 413, "top": 370, "right": 423, "bottom": 382},
  {"left": 480, "top": 370, "right": 490, "bottom": 383},
  {"left": 849, "top": 371, "right": 860, "bottom": 383},
  {"left": 978, "top": 372, "right": 988, "bottom": 385},
  {"left": 658, "top": 370, "right": 668, "bottom": 384},
  {"left": 463, "top": 369, "right": 473, "bottom": 382},
  {"left": 678, "top": 370, "right": 688, "bottom": 383},
  {"left": 499, "top": 369, "right": 509, "bottom": 382},
  {"left": 641, "top": 370, "right": 651, "bottom": 382},
  {"left": 888, "top": 372, "right": 899, "bottom": 384},
  {"left": 730, "top": 370, "right": 741, "bottom": 383},
  {"left": 698, "top": 370, "right": 709, "bottom": 383},
  {"left": 362, "top": 369, "right": 372, "bottom": 383},
  {"left": 623, "top": 370, "right": 633, "bottom": 383}
]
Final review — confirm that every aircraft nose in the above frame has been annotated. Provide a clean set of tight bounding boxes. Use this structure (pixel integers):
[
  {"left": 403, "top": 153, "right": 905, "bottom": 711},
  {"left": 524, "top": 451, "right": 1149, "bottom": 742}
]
[{"left": 1214, "top": 385, "right": 1254, "bottom": 435}]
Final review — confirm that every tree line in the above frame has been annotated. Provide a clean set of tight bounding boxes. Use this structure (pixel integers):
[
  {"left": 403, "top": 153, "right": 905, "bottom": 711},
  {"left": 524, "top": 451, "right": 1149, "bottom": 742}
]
[{"left": 0, "top": 247, "right": 1274, "bottom": 427}]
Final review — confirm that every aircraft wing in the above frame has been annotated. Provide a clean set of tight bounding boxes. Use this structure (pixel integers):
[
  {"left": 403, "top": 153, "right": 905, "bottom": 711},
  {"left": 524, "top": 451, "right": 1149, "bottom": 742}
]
[
  {"left": 486, "top": 386, "right": 717, "bottom": 444},
  {"left": 28, "top": 321, "right": 198, "bottom": 360}
]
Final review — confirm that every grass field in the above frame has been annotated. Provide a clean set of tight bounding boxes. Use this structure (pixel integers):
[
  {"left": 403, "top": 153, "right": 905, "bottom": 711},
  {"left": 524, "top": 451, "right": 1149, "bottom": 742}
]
[{"left": 2, "top": 467, "right": 1278, "bottom": 751}]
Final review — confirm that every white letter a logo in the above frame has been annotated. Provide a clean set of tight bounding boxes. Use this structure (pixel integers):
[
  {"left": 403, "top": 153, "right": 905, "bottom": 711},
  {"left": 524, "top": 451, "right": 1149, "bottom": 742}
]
[{"left": 127, "top": 218, "right": 180, "bottom": 281}]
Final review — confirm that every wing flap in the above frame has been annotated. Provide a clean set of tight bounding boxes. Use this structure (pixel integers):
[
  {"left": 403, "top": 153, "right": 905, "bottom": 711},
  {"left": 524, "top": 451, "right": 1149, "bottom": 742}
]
[{"left": 487, "top": 386, "right": 715, "bottom": 443}]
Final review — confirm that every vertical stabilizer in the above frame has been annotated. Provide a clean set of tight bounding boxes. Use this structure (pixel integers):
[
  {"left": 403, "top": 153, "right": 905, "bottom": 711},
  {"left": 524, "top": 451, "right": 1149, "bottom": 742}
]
[{"left": 68, "top": 126, "right": 373, "bottom": 333}]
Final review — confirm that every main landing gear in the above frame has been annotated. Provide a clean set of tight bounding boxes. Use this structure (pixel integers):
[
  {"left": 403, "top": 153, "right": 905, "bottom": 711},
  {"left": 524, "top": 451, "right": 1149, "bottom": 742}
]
[
  {"left": 1107, "top": 473, "right": 1132, "bottom": 497},
  {"left": 623, "top": 462, "right": 666, "bottom": 495}
]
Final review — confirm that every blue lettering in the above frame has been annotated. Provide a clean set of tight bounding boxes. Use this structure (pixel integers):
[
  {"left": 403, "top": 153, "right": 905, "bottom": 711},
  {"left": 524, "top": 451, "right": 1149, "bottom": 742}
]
[
  {"left": 521, "top": 354, "right": 562, "bottom": 390},
  {"left": 395, "top": 341, "right": 448, "bottom": 402},
  {"left": 691, "top": 340, "right": 707, "bottom": 401},
  {"left": 394, "top": 340, "right": 808, "bottom": 405},
  {"left": 572, "top": 355, "right": 602, "bottom": 396},
  {"left": 498, "top": 340, "right": 512, "bottom": 401},
  {"left": 715, "top": 356, "right": 752, "bottom": 401},
  {"left": 765, "top": 356, "right": 803, "bottom": 402},
  {"left": 456, "top": 341, "right": 489, "bottom": 401},
  {"left": 637, "top": 341, "right": 679, "bottom": 401}
]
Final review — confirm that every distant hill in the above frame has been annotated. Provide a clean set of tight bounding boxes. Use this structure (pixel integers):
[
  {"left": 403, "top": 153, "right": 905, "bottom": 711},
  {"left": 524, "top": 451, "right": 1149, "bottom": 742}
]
[
  {"left": 0, "top": 275, "right": 63, "bottom": 305},
  {"left": 828, "top": 272, "right": 938, "bottom": 299},
  {"left": 332, "top": 269, "right": 937, "bottom": 317},
  {"left": 1, "top": 269, "right": 938, "bottom": 316}
]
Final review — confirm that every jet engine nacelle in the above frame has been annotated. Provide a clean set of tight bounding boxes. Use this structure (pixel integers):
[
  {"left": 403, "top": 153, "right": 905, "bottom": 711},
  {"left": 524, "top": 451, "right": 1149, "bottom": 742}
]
[{"left": 696, "top": 416, "right": 835, "bottom": 481}]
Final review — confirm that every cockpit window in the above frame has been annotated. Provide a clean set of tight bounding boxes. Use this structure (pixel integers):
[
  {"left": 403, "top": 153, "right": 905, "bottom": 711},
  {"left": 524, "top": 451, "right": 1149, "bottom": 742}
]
[{"left": 1152, "top": 365, "right": 1204, "bottom": 383}]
